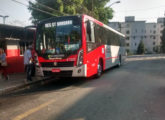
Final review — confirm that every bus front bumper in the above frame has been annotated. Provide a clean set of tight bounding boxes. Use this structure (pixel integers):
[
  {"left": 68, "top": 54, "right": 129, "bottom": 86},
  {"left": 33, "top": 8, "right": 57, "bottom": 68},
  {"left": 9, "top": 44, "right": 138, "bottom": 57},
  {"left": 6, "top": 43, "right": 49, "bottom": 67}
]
[{"left": 41, "top": 65, "right": 87, "bottom": 77}]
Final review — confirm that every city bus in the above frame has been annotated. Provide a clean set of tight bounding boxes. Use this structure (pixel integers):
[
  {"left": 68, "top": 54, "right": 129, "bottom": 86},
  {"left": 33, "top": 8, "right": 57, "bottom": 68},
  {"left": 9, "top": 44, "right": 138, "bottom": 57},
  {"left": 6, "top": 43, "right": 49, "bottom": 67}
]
[{"left": 34, "top": 14, "right": 126, "bottom": 78}]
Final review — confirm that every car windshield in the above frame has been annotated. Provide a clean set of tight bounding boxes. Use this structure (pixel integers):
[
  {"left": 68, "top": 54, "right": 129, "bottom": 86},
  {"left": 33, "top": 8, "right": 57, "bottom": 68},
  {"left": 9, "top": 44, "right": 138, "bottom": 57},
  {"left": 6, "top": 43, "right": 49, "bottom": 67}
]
[{"left": 36, "top": 17, "right": 81, "bottom": 57}]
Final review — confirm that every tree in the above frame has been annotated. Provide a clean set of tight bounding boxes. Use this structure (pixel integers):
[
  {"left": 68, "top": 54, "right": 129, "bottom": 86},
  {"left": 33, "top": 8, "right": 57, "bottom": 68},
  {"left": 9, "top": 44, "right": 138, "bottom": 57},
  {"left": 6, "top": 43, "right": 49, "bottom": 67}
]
[
  {"left": 82, "top": 0, "right": 113, "bottom": 24},
  {"left": 28, "top": 0, "right": 113, "bottom": 24},
  {"left": 161, "top": 25, "right": 165, "bottom": 53},
  {"left": 137, "top": 40, "right": 145, "bottom": 54}
]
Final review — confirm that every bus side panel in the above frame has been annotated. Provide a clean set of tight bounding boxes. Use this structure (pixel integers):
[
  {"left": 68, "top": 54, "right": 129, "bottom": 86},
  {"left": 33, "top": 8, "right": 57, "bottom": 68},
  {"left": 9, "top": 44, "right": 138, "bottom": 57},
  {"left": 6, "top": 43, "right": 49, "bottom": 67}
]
[
  {"left": 86, "top": 45, "right": 105, "bottom": 77},
  {"left": 105, "top": 45, "right": 120, "bottom": 69}
]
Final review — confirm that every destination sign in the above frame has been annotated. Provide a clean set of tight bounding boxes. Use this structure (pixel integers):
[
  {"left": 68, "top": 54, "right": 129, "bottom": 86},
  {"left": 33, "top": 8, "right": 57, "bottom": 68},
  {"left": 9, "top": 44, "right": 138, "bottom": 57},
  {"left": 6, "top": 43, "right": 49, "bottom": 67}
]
[{"left": 45, "top": 20, "right": 72, "bottom": 28}]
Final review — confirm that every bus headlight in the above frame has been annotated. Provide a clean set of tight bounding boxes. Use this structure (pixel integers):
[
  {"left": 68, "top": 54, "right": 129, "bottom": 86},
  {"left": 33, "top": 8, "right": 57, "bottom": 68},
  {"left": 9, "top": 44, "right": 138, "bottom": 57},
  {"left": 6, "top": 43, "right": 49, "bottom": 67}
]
[{"left": 77, "top": 50, "right": 83, "bottom": 67}]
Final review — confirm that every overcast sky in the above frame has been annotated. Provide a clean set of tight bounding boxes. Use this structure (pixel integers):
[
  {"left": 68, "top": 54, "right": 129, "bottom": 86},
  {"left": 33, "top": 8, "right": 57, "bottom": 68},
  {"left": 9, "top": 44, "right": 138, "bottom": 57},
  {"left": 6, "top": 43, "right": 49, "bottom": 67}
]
[{"left": 0, "top": 0, "right": 165, "bottom": 26}]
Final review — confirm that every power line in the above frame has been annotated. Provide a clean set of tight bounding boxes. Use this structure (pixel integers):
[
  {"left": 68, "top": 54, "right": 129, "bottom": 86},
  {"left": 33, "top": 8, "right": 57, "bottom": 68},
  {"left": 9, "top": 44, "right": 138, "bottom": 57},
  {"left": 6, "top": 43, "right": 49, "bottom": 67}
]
[
  {"left": 27, "top": 0, "right": 83, "bottom": 16},
  {"left": 26, "top": 0, "right": 68, "bottom": 15},
  {"left": 29, "top": 0, "right": 77, "bottom": 15},
  {"left": 12, "top": 0, "right": 56, "bottom": 16}
]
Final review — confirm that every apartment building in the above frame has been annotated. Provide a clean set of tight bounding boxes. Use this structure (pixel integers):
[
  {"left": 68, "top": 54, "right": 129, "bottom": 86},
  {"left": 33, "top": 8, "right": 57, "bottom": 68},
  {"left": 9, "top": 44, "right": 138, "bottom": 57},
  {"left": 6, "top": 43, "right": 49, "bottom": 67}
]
[{"left": 109, "top": 16, "right": 164, "bottom": 54}]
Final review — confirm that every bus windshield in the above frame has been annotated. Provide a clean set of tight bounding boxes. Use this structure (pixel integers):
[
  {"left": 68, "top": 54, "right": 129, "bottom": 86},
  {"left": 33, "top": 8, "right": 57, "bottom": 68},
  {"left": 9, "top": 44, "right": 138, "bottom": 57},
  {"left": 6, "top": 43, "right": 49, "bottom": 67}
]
[{"left": 36, "top": 17, "right": 81, "bottom": 58}]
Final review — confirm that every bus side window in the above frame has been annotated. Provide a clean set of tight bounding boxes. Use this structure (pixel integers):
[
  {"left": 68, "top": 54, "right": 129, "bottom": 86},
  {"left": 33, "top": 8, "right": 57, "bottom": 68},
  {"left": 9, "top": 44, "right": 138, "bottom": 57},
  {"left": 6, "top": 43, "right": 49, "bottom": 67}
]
[
  {"left": 86, "top": 20, "right": 96, "bottom": 52},
  {"left": 90, "top": 21, "right": 95, "bottom": 43},
  {"left": 85, "top": 20, "right": 95, "bottom": 43}
]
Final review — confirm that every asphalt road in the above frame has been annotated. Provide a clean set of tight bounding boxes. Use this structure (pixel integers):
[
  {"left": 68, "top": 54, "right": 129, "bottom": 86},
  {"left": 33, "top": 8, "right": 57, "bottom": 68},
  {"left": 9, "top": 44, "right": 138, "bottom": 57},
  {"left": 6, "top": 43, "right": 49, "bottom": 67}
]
[{"left": 0, "top": 54, "right": 165, "bottom": 120}]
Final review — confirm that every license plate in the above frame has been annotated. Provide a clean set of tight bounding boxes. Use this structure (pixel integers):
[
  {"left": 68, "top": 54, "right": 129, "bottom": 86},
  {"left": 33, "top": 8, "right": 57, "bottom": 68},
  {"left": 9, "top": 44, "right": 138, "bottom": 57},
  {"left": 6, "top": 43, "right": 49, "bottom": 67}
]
[{"left": 52, "top": 69, "right": 61, "bottom": 73}]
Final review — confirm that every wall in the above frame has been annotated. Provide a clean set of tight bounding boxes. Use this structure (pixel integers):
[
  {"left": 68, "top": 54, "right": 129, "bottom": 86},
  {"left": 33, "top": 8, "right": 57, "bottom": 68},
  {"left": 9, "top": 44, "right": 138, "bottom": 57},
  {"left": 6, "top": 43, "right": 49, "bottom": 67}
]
[{"left": 6, "top": 40, "right": 24, "bottom": 74}]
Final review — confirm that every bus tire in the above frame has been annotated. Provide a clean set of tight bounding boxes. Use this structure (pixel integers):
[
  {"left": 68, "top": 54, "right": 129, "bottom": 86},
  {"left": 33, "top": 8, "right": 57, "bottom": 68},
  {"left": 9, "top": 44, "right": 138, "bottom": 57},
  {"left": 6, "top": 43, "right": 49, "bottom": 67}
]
[{"left": 96, "top": 60, "right": 103, "bottom": 78}]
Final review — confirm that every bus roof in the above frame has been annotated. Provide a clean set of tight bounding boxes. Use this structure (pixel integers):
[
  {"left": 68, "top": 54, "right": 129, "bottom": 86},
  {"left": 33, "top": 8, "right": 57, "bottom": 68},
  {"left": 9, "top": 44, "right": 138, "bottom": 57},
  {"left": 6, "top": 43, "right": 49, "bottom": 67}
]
[{"left": 83, "top": 14, "right": 125, "bottom": 38}]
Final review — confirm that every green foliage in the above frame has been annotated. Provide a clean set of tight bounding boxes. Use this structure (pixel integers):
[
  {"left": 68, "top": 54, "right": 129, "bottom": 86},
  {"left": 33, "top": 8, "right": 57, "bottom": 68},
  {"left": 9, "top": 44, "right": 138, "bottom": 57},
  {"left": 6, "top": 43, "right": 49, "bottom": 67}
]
[
  {"left": 161, "top": 27, "right": 165, "bottom": 53},
  {"left": 28, "top": 0, "right": 113, "bottom": 24},
  {"left": 137, "top": 40, "right": 145, "bottom": 54}
]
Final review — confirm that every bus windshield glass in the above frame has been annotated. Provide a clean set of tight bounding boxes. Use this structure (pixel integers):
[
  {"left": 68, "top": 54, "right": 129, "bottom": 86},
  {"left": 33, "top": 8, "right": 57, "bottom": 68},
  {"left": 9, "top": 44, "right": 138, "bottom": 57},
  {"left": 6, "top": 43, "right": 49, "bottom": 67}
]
[{"left": 36, "top": 16, "right": 81, "bottom": 57}]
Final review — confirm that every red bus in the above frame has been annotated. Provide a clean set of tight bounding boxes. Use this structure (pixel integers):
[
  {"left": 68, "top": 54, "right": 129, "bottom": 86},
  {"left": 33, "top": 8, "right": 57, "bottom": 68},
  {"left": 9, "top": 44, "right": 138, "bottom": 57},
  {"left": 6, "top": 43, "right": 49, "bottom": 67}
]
[{"left": 34, "top": 14, "right": 126, "bottom": 78}]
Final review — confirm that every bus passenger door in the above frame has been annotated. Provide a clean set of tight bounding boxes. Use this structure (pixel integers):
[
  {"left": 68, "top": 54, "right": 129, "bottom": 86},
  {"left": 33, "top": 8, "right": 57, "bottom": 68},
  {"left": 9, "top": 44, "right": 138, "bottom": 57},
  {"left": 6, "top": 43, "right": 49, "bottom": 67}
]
[{"left": 85, "top": 20, "right": 98, "bottom": 77}]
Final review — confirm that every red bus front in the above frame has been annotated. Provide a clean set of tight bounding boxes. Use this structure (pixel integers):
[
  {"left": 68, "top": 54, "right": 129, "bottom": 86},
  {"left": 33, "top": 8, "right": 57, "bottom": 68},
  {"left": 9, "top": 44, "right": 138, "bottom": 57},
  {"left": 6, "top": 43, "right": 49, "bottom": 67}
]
[{"left": 34, "top": 15, "right": 87, "bottom": 78}]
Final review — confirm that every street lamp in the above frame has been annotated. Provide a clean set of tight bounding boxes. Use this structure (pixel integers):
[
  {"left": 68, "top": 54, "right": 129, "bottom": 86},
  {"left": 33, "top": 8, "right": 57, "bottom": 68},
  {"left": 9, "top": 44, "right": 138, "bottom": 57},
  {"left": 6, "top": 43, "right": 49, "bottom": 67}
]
[
  {"left": 108, "top": 1, "right": 121, "bottom": 7},
  {"left": 0, "top": 15, "right": 9, "bottom": 24},
  {"left": 108, "top": 1, "right": 121, "bottom": 31}
]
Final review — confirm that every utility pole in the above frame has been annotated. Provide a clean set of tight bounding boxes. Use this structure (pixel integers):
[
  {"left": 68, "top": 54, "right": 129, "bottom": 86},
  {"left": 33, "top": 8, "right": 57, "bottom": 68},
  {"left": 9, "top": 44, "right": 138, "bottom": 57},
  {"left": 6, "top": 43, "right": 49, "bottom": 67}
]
[{"left": 0, "top": 15, "right": 9, "bottom": 24}]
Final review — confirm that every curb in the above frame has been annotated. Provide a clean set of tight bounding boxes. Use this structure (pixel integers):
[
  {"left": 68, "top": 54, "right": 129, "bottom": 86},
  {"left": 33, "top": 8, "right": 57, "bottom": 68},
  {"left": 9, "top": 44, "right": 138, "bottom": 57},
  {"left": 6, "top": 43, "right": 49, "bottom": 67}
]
[{"left": 0, "top": 77, "right": 54, "bottom": 96}]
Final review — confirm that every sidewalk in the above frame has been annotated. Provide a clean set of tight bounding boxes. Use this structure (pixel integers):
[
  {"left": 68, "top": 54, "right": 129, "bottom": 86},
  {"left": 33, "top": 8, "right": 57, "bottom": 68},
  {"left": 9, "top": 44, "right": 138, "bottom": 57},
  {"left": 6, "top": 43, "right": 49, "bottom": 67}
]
[
  {"left": 0, "top": 73, "right": 53, "bottom": 95},
  {"left": 0, "top": 73, "right": 26, "bottom": 95}
]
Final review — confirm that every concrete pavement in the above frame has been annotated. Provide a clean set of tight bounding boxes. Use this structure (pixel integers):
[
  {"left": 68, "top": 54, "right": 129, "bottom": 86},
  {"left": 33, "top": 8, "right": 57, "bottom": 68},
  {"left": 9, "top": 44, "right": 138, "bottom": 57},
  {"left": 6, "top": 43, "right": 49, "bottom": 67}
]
[
  {"left": 0, "top": 73, "right": 26, "bottom": 95},
  {"left": 0, "top": 73, "right": 51, "bottom": 95}
]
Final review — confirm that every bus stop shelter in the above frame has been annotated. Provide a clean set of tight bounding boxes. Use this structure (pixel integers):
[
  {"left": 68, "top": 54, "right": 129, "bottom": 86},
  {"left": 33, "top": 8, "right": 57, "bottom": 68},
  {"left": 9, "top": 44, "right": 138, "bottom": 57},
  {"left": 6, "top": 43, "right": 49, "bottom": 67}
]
[{"left": 0, "top": 24, "right": 35, "bottom": 73}]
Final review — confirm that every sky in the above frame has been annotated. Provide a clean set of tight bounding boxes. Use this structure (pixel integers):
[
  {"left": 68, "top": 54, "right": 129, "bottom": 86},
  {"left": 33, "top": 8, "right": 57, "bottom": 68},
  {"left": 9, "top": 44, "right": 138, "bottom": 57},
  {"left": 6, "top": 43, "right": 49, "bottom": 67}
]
[
  {"left": 109, "top": 0, "right": 165, "bottom": 22},
  {"left": 0, "top": 0, "right": 32, "bottom": 26},
  {"left": 0, "top": 0, "right": 165, "bottom": 26}
]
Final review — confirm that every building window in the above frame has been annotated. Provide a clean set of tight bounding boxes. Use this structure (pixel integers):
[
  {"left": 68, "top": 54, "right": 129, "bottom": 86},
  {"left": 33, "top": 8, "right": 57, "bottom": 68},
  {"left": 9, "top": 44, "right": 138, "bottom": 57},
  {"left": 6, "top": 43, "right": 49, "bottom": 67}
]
[
  {"left": 135, "top": 43, "right": 137, "bottom": 46},
  {"left": 150, "top": 30, "right": 152, "bottom": 33},
  {"left": 133, "top": 36, "right": 136, "bottom": 39},
  {"left": 126, "top": 30, "right": 130, "bottom": 34},
  {"left": 153, "top": 31, "right": 156, "bottom": 34},
  {"left": 126, "top": 24, "right": 130, "bottom": 27},
  {"left": 126, "top": 37, "right": 130, "bottom": 40},
  {"left": 153, "top": 36, "right": 156, "bottom": 39},
  {"left": 126, "top": 43, "right": 129, "bottom": 46},
  {"left": 153, "top": 42, "right": 155, "bottom": 45},
  {"left": 153, "top": 25, "right": 156, "bottom": 28}
]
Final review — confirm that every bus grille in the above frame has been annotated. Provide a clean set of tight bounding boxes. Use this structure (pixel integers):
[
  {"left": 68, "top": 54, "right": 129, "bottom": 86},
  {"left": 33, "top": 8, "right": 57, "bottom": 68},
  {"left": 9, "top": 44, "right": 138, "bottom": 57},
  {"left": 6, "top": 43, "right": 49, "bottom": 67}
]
[
  {"left": 41, "top": 61, "right": 74, "bottom": 67},
  {"left": 43, "top": 71, "right": 73, "bottom": 77}
]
